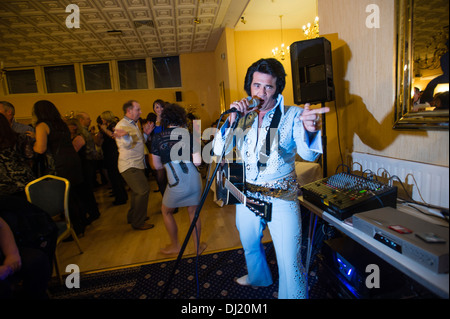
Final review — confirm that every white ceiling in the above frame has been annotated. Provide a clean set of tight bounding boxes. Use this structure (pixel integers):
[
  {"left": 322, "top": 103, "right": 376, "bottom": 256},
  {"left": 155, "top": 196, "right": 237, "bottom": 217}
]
[
  {"left": 235, "top": 0, "right": 316, "bottom": 31},
  {"left": 0, "top": 0, "right": 317, "bottom": 69}
]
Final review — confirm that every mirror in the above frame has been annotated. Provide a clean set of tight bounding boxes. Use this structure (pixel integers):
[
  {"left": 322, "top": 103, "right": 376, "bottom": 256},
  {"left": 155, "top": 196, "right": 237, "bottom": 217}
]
[{"left": 394, "top": 0, "right": 449, "bottom": 130}]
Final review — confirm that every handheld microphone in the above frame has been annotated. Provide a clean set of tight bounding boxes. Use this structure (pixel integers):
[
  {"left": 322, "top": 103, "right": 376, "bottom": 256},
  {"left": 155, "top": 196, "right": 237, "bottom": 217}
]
[
  {"left": 221, "top": 96, "right": 261, "bottom": 115},
  {"left": 246, "top": 96, "right": 261, "bottom": 109}
]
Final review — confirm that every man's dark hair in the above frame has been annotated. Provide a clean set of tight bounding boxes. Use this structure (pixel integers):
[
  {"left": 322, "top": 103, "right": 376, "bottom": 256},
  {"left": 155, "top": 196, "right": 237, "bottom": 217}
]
[{"left": 244, "top": 58, "right": 287, "bottom": 99}]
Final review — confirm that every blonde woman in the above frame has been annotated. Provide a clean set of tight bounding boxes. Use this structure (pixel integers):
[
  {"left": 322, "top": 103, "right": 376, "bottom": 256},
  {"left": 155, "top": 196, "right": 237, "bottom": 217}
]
[{"left": 65, "top": 117, "right": 85, "bottom": 152}]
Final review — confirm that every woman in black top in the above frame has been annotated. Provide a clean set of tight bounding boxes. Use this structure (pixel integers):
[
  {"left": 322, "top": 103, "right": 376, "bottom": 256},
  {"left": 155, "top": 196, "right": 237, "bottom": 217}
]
[
  {"left": 146, "top": 100, "right": 168, "bottom": 196},
  {"left": 151, "top": 103, "right": 206, "bottom": 255},
  {"left": 32, "top": 100, "right": 94, "bottom": 235}
]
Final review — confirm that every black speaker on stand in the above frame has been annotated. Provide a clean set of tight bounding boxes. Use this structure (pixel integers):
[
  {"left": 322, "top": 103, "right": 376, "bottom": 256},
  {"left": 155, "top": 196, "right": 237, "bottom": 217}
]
[{"left": 290, "top": 37, "right": 335, "bottom": 177}]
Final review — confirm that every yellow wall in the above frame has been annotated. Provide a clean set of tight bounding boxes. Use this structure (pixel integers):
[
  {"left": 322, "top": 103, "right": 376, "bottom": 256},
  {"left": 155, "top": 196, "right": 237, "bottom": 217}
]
[
  {"left": 319, "top": 0, "right": 449, "bottom": 172},
  {"left": 1, "top": 52, "right": 220, "bottom": 127},
  {"left": 213, "top": 28, "right": 237, "bottom": 117}
]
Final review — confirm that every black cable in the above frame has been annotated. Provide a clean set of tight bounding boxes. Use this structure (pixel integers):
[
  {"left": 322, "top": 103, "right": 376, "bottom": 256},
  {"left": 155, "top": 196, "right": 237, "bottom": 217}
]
[
  {"left": 389, "top": 175, "right": 449, "bottom": 222},
  {"left": 334, "top": 163, "right": 351, "bottom": 174},
  {"left": 362, "top": 169, "right": 377, "bottom": 180},
  {"left": 333, "top": 101, "right": 344, "bottom": 166}
]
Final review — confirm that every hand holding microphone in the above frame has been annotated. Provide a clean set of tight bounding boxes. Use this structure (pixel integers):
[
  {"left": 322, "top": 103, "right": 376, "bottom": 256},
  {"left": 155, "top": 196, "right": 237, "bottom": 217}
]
[{"left": 226, "top": 96, "right": 261, "bottom": 125}]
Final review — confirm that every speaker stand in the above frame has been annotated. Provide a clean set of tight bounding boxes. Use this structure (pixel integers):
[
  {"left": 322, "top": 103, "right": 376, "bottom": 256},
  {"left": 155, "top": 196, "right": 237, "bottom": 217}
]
[{"left": 321, "top": 102, "right": 327, "bottom": 178}]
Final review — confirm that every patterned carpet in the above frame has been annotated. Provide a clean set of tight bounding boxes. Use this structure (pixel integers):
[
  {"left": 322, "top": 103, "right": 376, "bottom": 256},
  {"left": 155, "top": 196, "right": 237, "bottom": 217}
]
[{"left": 47, "top": 241, "right": 327, "bottom": 300}]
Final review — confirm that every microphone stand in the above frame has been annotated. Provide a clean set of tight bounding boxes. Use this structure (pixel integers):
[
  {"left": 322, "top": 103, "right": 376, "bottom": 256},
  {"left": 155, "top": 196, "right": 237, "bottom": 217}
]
[{"left": 161, "top": 111, "right": 241, "bottom": 298}]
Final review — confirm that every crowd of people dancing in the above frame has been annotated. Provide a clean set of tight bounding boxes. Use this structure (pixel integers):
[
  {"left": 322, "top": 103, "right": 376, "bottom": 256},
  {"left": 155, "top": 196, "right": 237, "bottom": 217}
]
[{"left": 0, "top": 98, "right": 206, "bottom": 298}]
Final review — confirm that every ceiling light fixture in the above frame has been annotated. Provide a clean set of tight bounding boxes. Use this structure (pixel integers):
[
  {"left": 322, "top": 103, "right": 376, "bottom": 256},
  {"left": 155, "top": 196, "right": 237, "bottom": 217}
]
[
  {"left": 272, "top": 15, "right": 289, "bottom": 61},
  {"left": 302, "top": 16, "right": 319, "bottom": 39},
  {"left": 194, "top": 18, "right": 200, "bottom": 24}
]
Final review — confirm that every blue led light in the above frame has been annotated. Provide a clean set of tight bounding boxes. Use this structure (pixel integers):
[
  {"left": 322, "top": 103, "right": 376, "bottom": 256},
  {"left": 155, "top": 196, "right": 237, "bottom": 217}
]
[{"left": 336, "top": 253, "right": 355, "bottom": 281}]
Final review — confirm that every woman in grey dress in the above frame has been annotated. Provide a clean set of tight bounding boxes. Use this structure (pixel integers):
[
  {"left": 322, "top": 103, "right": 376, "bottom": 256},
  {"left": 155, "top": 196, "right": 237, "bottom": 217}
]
[{"left": 150, "top": 103, "right": 206, "bottom": 255}]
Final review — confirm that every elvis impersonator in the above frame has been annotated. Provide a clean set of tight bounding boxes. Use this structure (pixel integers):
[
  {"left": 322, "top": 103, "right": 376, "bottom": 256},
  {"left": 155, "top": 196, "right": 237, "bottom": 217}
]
[{"left": 214, "top": 58, "right": 329, "bottom": 299}]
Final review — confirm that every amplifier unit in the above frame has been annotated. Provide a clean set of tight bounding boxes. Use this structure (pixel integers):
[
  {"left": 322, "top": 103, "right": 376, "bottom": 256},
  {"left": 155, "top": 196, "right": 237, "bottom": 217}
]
[{"left": 353, "top": 207, "right": 449, "bottom": 273}]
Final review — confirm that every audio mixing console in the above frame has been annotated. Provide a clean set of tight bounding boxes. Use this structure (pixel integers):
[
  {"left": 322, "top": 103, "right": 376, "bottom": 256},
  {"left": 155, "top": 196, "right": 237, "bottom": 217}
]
[{"left": 301, "top": 172, "right": 398, "bottom": 220}]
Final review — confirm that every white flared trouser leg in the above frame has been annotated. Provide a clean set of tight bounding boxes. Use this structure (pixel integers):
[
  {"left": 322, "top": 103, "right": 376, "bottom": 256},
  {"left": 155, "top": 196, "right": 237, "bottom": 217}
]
[{"left": 235, "top": 198, "right": 307, "bottom": 299}]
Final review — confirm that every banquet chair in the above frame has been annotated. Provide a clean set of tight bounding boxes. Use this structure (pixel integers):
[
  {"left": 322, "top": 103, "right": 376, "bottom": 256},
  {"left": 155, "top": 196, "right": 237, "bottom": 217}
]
[{"left": 25, "top": 175, "right": 83, "bottom": 283}]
